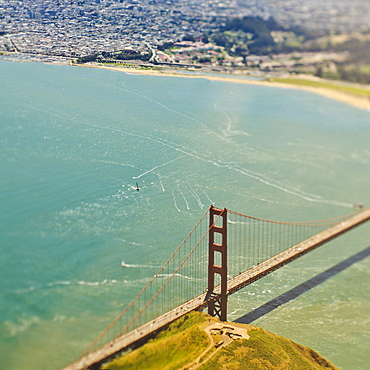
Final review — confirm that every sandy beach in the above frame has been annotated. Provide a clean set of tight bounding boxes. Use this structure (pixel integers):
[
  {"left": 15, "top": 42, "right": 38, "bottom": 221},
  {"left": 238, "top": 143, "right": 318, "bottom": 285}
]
[{"left": 85, "top": 64, "right": 370, "bottom": 111}]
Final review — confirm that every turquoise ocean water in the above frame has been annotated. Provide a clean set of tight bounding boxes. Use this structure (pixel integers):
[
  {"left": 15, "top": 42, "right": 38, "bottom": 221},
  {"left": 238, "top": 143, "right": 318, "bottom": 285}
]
[{"left": 0, "top": 60, "right": 369, "bottom": 369}]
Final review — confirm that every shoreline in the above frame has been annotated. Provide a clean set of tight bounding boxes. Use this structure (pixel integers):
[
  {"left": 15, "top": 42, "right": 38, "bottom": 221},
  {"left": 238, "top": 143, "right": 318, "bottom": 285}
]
[
  {"left": 2, "top": 56, "right": 369, "bottom": 111},
  {"left": 82, "top": 64, "right": 370, "bottom": 111}
]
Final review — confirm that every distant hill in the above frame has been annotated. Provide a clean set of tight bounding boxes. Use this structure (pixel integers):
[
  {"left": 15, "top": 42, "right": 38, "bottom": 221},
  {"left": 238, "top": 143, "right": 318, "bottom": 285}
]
[
  {"left": 223, "top": 16, "right": 279, "bottom": 53},
  {"left": 100, "top": 311, "right": 339, "bottom": 370},
  {"left": 207, "top": 16, "right": 370, "bottom": 84}
]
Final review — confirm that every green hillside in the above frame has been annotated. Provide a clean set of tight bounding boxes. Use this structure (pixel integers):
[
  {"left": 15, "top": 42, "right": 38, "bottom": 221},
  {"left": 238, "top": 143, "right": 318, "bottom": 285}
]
[
  {"left": 268, "top": 77, "right": 370, "bottom": 98},
  {"left": 100, "top": 312, "right": 338, "bottom": 370}
]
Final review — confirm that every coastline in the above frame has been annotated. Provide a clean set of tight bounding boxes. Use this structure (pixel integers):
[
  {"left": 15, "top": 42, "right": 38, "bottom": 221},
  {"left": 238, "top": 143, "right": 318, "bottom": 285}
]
[
  {"left": 83, "top": 64, "right": 370, "bottom": 111},
  {"left": 1, "top": 56, "right": 369, "bottom": 110}
]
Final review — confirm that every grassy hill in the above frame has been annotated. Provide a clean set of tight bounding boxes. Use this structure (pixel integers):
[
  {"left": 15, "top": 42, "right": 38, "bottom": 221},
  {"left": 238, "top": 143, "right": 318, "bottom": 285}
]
[
  {"left": 100, "top": 311, "right": 339, "bottom": 370},
  {"left": 268, "top": 77, "right": 370, "bottom": 99}
]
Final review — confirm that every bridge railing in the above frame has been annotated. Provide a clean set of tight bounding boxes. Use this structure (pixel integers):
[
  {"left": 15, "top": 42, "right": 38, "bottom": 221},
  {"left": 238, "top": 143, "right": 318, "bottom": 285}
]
[
  {"left": 79, "top": 205, "right": 359, "bottom": 359},
  {"left": 81, "top": 207, "right": 224, "bottom": 356},
  {"left": 226, "top": 210, "right": 357, "bottom": 280}
]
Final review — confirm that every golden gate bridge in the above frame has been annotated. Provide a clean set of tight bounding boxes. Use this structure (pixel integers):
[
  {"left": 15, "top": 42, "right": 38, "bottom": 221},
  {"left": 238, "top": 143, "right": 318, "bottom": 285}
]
[{"left": 63, "top": 205, "right": 370, "bottom": 370}]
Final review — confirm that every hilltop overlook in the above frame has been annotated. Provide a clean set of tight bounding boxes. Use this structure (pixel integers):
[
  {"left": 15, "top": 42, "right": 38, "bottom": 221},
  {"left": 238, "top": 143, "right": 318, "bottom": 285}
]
[{"left": 100, "top": 311, "right": 339, "bottom": 370}]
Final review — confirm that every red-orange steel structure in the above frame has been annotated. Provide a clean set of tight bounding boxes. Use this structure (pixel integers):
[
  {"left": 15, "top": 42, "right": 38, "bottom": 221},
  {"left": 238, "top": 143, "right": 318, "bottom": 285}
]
[
  {"left": 62, "top": 205, "right": 370, "bottom": 370},
  {"left": 207, "top": 206, "right": 228, "bottom": 321}
]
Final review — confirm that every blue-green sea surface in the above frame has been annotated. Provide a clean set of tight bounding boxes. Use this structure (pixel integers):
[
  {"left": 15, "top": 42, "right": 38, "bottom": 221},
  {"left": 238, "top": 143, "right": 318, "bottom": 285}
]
[{"left": 0, "top": 60, "right": 369, "bottom": 369}]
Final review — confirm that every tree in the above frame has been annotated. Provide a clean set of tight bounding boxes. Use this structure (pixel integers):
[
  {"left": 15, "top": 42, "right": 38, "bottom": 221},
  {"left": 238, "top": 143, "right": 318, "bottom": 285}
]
[
  {"left": 183, "top": 34, "right": 195, "bottom": 42},
  {"left": 76, "top": 54, "right": 98, "bottom": 63}
]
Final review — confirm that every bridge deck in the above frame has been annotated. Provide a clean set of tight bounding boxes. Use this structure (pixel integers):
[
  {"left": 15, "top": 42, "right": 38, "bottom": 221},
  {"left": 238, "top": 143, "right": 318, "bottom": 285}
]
[
  {"left": 62, "top": 207, "right": 370, "bottom": 370},
  {"left": 227, "top": 206, "right": 370, "bottom": 295}
]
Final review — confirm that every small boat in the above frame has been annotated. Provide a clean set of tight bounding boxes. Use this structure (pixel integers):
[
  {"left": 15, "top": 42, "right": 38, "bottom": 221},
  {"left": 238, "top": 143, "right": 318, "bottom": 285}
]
[
  {"left": 353, "top": 203, "right": 364, "bottom": 209},
  {"left": 136, "top": 182, "right": 140, "bottom": 191}
]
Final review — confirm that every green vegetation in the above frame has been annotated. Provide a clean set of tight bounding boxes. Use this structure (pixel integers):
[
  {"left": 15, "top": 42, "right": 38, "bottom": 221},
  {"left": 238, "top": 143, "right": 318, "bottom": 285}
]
[
  {"left": 269, "top": 78, "right": 370, "bottom": 98},
  {"left": 100, "top": 312, "right": 338, "bottom": 370},
  {"left": 109, "top": 50, "right": 151, "bottom": 62},
  {"left": 208, "top": 15, "right": 305, "bottom": 56},
  {"left": 101, "top": 312, "right": 211, "bottom": 370},
  {"left": 155, "top": 310, "right": 209, "bottom": 341},
  {"left": 74, "top": 16, "right": 370, "bottom": 86},
  {"left": 205, "top": 17, "right": 370, "bottom": 84},
  {"left": 139, "top": 66, "right": 163, "bottom": 71},
  {"left": 199, "top": 328, "right": 338, "bottom": 370},
  {"left": 76, "top": 54, "right": 98, "bottom": 63},
  {"left": 76, "top": 49, "right": 152, "bottom": 64},
  {"left": 312, "top": 37, "right": 370, "bottom": 84},
  {"left": 223, "top": 16, "right": 279, "bottom": 54},
  {"left": 98, "top": 62, "right": 136, "bottom": 67}
]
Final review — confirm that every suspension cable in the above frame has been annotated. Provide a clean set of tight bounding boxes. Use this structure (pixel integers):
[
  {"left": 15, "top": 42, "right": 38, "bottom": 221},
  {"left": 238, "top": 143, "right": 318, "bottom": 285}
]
[
  {"left": 81, "top": 205, "right": 360, "bottom": 358},
  {"left": 82, "top": 206, "right": 224, "bottom": 357},
  {"left": 227, "top": 208, "right": 359, "bottom": 226}
]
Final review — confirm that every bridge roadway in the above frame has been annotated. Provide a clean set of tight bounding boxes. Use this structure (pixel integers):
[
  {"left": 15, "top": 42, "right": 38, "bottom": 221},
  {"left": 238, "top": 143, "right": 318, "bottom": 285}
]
[{"left": 62, "top": 206, "right": 370, "bottom": 370}]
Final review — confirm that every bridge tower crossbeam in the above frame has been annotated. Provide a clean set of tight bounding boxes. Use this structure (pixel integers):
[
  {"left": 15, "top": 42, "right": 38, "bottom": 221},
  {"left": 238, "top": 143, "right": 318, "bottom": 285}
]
[
  {"left": 61, "top": 206, "right": 370, "bottom": 370},
  {"left": 207, "top": 206, "right": 228, "bottom": 321}
]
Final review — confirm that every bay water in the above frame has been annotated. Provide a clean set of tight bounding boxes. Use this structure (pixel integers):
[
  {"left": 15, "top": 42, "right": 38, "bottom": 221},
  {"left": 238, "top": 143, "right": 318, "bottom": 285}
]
[{"left": 0, "top": 60, "right": 369, "bottom": 369}]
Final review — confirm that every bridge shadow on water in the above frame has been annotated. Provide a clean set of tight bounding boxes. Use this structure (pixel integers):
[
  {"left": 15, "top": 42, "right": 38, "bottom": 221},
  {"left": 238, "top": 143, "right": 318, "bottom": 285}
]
[{"left": 235, "top": 245, "right": 370, "bottom": 325}]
